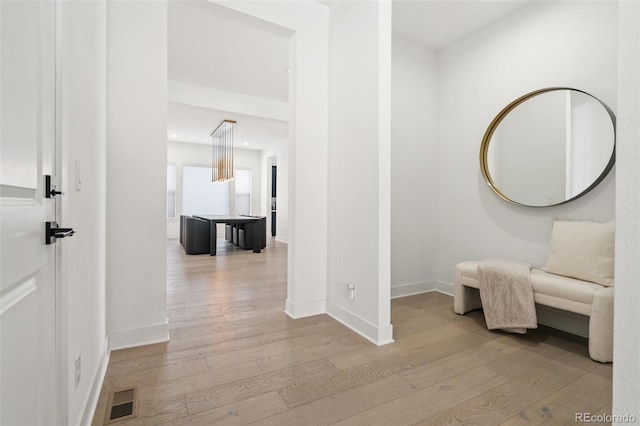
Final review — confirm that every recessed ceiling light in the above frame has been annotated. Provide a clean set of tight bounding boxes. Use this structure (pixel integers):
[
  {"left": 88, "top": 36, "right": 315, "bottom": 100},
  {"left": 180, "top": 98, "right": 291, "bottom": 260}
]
[
  {"left": 285, "top": 68, "right": 290, "bottom": 73},
  {"left": 243, "top": 142, "right": 249, "bottom": 146},
  {"left": 170, "top": 134, "right": 177, "bottom": 138}
]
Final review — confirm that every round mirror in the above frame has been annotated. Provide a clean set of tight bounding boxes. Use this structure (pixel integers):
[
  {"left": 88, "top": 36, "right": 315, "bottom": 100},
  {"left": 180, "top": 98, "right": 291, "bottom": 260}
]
[{"left": 480, "top": 88, "right": 616, "bottom": 207}]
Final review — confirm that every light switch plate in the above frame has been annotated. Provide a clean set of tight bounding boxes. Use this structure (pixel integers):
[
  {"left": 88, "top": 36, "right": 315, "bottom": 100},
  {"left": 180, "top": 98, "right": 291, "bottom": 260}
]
[{"left": 75, "top": 160, "right": 82, "bottom": 191}]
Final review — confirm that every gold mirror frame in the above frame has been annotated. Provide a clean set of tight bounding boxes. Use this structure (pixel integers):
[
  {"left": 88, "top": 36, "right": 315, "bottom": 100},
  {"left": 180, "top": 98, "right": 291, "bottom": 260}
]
[{"left": 479, "top": 87, "right": 616, "bottom": 207}]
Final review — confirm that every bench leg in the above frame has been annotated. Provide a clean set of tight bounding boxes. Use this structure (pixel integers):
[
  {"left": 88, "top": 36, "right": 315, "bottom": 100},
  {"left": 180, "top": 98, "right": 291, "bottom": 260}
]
[
  {"left": 454, "top": 266, "right": 483, "bottom": 315},
  {"left": 454, "top": 284, "right": 483, "bottom": 314},
  {"left": 589, "top": 286, "right": 614, "bottom": 363}
]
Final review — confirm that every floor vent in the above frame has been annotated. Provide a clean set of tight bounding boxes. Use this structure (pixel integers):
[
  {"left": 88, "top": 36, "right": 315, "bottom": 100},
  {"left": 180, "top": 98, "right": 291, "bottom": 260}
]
[{"left": 104, "top": 388, "right": 138, "bottom": 424}]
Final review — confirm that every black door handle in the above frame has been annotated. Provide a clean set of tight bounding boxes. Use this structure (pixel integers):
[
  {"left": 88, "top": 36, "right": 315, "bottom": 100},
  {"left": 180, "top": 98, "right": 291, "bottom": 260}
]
[
  {"left": 44, "top": 175, "right": 65, "bottom": 198},
  {"left": 46, "top": 222, "right": 76, "bottom": 245}
]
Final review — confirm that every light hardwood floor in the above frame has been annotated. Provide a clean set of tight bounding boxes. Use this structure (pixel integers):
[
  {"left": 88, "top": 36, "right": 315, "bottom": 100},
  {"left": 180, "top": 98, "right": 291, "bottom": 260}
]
[{"left": 92, "top": 239, "right": 612, "bottom": 425}]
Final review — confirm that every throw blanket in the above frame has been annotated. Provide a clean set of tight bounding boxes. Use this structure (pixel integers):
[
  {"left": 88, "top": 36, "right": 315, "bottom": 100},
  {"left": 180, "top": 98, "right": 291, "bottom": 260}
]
[{"left": 478, "top": 258, "right": 537, "bottom": 334}]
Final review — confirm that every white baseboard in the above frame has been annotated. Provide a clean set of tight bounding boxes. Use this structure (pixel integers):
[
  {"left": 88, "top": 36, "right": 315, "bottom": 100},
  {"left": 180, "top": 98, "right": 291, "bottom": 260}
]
[
  {"left": 326, "top": 301, "right": 394, "bottom": 346},
  {"left": 391, "top": 281, "right": 434, "bottom": 299},
  {"left": 433, "top": 280, "right": 454, "bottom": 296},
  {"left": 78, "top": 336, "right": 110, "bottom": 426},
  {"left": 109, "top": 319, "right": 170, "bottom": 351},
  {"left": 376, "top": 323, "right": 394, "bottom": 345},
  {"left": 390, "top": 280, "right": 454, "bottom": 299},
  {"left": 284, "top": 298, "right": 326, "bottom": 319},
  {"left": 275, "top": 236, "right": 288, "bottom": 244}
]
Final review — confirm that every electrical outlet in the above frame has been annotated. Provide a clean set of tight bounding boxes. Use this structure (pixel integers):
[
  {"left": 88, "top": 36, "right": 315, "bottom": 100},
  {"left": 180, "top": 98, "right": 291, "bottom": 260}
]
[{"left": 75, "top": 353, "right": 81, "bottom": 388}]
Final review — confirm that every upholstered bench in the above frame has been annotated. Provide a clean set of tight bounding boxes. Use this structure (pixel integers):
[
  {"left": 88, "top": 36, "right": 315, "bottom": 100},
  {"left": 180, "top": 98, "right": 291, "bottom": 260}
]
[
  {"left": 454, "top": 261, "right": 613, "bottom": 362},
  {"left": 453, "top": 220, "right": 615, "bottom": 363}
]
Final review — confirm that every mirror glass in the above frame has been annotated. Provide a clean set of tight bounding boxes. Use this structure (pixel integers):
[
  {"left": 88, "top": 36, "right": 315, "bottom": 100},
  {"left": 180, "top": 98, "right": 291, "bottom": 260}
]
[{"left": 480, "top": 88, "right": 615, "bottom": 207}]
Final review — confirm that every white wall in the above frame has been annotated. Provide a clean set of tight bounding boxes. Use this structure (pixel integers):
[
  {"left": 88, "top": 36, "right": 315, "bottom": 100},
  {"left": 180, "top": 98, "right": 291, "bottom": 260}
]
[
  {"left": 106, "top": 1, "right": 169, "bottom": 350},
  {"left": 435, "top": 1, "right": 617, "bottom": 288},
  {"left": 390, "top": 35, "right": 438, "bottom": 298},
  {"left": 167, "top": 141, "right": 262, "bottom": 238},
  {"left": 57, "top": 2, "right": 108, "bottom": 424},
  {"left": 613, "top": 0, "right": 640, "bottom": 419},
  {"left": 261, "top": 139, "right": 289, "bottom": 243},
  {"left": 326, "top": 1, "right": 393, "bottom": 344}
]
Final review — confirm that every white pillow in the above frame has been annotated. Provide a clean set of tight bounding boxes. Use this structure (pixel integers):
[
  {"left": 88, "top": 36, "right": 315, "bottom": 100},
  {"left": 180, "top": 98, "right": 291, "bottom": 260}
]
[{"left": 543, "top": 220, "right": 615, "bottom": 286}]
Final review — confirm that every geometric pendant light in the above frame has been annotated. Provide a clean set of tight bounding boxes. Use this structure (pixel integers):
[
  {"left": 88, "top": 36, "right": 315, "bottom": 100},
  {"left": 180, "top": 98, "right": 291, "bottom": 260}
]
[{"left": 211, "top": 119, "right": 236, "bottom": 182}]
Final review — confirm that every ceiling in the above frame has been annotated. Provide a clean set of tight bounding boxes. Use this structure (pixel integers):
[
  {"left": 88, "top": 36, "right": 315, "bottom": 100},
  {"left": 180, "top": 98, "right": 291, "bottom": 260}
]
[
  {"left": 168, "top": 1, "right": 531, "bottom": 150},
  {"left": 168, "top": 1, "right": 289, "bottom": 101},
  {"left": 168, "top": 103, "right": 288, "bottom": 151},
  {"left": 392, "top": 1, "right": 531, "bottom": 50}
]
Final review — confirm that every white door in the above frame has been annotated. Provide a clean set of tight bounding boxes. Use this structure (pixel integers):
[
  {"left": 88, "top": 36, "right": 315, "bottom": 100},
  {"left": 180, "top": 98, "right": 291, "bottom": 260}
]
[{"left": 0, "top": 1, "right": 60, "bottom": 424}]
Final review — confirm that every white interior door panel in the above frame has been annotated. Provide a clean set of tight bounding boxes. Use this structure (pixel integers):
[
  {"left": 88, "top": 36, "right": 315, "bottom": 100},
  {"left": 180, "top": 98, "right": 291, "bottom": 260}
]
[{"left": 0, "top": 1, "right": 59, "bottom": 424}]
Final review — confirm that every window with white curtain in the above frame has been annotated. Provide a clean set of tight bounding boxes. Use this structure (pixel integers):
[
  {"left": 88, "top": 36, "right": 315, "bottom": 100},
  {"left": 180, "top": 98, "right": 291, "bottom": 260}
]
[
  {"left": 167, "top": 164, "right": 176, "bottom": 219},
  {"left": 235, "top": 169, "right": 252, "bottom": 216},
  {"left": 182, "top": 165, "right": 229, "bottom": 215}
]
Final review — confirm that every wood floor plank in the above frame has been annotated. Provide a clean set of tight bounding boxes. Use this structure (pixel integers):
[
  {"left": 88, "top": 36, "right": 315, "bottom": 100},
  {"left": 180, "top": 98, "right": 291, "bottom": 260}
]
[
  {"left": 166, "top": 302, "right": 186, "bottom": 310},
  {"left": 391, "top": 309, "right": 454, "bottom": 339},
  {"left": 204, "top": 326, "right": 353, "bottom": 370},
  {"left": 136, "top": 360, "right": 264, "bottom": 405},
  {"left": 500, "top": 371, "right": 612, "bottom": 425},
  {"left": 588, "top": 362, "right": 613, "bottom": 381},
  {"left": 415, "top": 361, "right": 585, "bottom": 425},
  {"left": 109, "top": 317, "right": 339, "bottom": 377},
  {"left": 255, "top": 375, "right": 415, "bottom": 425},
  {"left": 181, "top": 291, "right": 285, "bottom": 310},
  {"left": 168, "top": 313, "right": 229, "bottom": 332},
  {"left": 482, "top": 346, "right": 564, "bottom": 380},
  {"left": 169, "top": 314, "right": 333, "bottom": 351},
  {"left": 398, "top": 339, "right": 519, "bottom": 389},
  {"left": 106, "top": 352, "right": 169, "bottom": 377},
  {"left": 277, "top": 331, "right": 491, "bottom": 408},
  {"left": 255, "top": 332, "right": 369, "bottom": 373},
  {"left": 158, "top": 392, "right": 288, "bottom": 426},
  {"left": 184, "top": 359, "right": 338, "bottom": 415},
  {"left": 103, "top": 358, "right": 209, "bottom": 391},
  {"left": 167, "top": 303, "right": 223, "bottom": 319},
  {"left": 167, "top": 310, "right": 330, "bottom": 342},
  {"left": 553, "top": 351, "right": 604, "bottom": 374},
  {"left": 334, "top": 365, "right": 509, "bottom": 426},
  {"left": 109, "top": 342, "right": 171, "bottom": 364},
  {"left": 222, "top": 305, "right": 287, "bottom": 322},
  {"left": 327, "top": 323, "right": 468, "bottom": 370}
]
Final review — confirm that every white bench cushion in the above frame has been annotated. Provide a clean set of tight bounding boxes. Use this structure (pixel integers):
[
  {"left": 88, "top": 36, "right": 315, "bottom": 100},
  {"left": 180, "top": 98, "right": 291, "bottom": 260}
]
[{"left": 457, "top": 260, "right": 604, "bottom": 316}]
